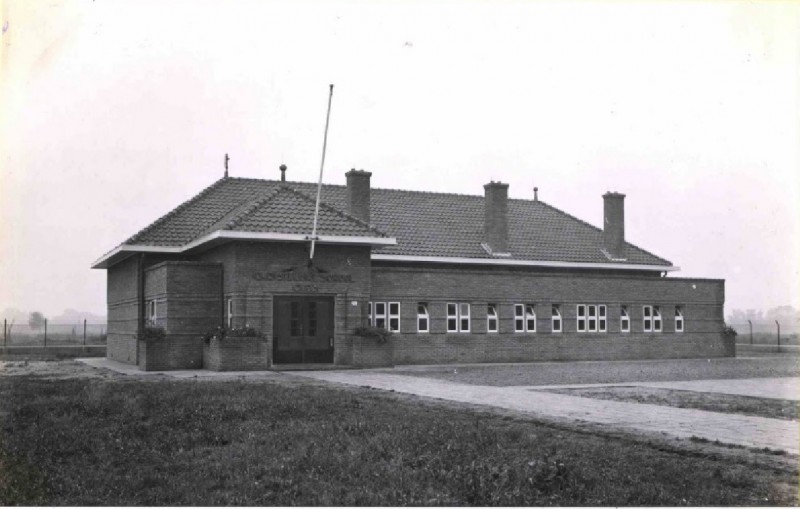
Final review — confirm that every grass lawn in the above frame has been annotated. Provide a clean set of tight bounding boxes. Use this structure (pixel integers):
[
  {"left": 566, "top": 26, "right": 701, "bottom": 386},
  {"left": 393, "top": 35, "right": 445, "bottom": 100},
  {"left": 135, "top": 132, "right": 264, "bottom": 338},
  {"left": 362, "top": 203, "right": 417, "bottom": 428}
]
[
  {"left": 0, "top": 374, "right": 797, "bottom": 506},
  {"left": 545, "top": 386, "right": 800, "bottom": 421}
]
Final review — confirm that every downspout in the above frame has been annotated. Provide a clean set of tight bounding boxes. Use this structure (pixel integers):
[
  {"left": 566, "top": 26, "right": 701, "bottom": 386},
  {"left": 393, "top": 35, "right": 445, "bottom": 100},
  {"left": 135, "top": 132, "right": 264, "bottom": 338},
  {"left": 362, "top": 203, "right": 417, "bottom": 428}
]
[{"left": 220, "top": 265, "right": 225, "bottom": 327}]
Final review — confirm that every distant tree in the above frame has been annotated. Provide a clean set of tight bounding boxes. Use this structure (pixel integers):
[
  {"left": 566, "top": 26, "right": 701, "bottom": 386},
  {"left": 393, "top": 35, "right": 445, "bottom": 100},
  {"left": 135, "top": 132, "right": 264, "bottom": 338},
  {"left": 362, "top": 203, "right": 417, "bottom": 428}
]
[
  {"left": 765, "top": 306, "right": 800, "bottom": 325},
  {"left": 28, "top": 311, "right": 46, "bottom": 331}
]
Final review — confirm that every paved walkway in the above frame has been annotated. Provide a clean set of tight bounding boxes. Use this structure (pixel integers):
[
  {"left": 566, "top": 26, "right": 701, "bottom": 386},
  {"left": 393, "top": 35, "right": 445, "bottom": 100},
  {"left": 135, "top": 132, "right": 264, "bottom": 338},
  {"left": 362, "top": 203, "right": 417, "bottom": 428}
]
[{"left": 295, "top": 371, "right": 800, "bottom": 455}]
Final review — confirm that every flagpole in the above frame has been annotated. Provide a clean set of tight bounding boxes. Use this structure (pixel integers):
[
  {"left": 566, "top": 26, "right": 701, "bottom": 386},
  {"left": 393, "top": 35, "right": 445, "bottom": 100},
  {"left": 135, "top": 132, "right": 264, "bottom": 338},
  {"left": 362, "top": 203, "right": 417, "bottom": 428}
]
[{"left": 310, "top": 84, "right": 334, "bottom": 264}]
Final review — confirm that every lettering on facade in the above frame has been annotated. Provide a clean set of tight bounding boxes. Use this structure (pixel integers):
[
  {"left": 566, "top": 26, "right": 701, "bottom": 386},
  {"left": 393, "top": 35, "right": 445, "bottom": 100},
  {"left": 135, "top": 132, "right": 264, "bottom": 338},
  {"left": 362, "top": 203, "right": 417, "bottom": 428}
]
[{"left": 252, "top": 271, "right": 353, "bottom": 283}]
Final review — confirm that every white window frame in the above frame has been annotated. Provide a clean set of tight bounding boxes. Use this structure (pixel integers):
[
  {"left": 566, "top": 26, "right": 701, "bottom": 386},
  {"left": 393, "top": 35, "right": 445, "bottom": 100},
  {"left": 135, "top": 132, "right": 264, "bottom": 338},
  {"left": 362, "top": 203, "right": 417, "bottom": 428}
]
[
  {"left": 487, "top": 304, "right": 498, "bottom": 333},
  {"left": 551, "top": 305, "right": 562, "bottom": 333},
  {"left": 514, "top": 304, "right": 536, "bottom": 332},
  {"left": 620, "top": 305, "right": 630, "bottom": 333},
  {"left": 577, "top": 304, "right": 586, "bottom": 332},
  {"left": 577, "top": 304, "right": 607, "bottom": 333},
  {"left": 374, "top": 302, "right": 387, "bottom": 329},
  {"left": 417, "top": 303, "right": 429, "bottom": 333},
  {"left": 653, "top": 305, "right": 662, "bottom": 332},
  {"left": 226, "top": 297, "right": 233, "bottom": 328},
  {"left": 598, "top": 305, "right": 607, "bottom": 332},
  {"left": 447, "top": 303, "right": 470, "bottom": 333},
  {"left": 459, "top": 303, "right": 471, "bottom": 333},
  {"left": 643, "top": 305, "right": 652, "bottom": 332},
  {"left": 147, "top": 300, "right": 157, "bottom": 323},
  {"left": 388, "top": 302, "right": 400, "bottom": 332},
  {"left": 675, "top": 306, "right": 684, "bottom": 333}
]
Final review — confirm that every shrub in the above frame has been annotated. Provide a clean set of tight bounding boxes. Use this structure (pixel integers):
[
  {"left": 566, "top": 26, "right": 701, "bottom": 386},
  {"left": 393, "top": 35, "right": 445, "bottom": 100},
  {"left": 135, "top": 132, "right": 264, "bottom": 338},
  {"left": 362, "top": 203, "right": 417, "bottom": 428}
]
[
  {"left": 721, "top": 324, "right": 738, "bottom": 340},
  {"left": 354, "top": 326, "right": 392, "bottom": 344},
  {"left": 203, "top": 326, "right": 262, "bottom": 343}
]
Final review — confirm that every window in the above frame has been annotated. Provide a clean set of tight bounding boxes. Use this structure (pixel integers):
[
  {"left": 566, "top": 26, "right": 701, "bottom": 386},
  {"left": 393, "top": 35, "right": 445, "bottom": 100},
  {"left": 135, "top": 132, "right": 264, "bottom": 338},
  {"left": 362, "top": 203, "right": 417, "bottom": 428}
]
[
  {"left": 226, "top": 298, "right": 233, "bottom": 328},
  {"left": 146, "top": 300, "right": 157, "bottom": 323},
  {"left": 675, "top": 306, "right": 684, "bottom": 332},
  {"left": 367, "top": 301, "right": 373, "bottom": 326},
  {"left": 374, "top": 302, "right": 387, "bottom": 329},
  {"left": 620, "top": 305, "right": 630, "bottom": 332},
  {"left": 551, "top": 305, "right": 562, "bottom": 333},
  {"left": 460, "top": 303, "right": 471, "bottom": 332},
  {"left": 388, "top": 302, "right": 400, "bottom": 332},
  {"left": 577, "top": 304, "right": 607, "bottom": 332},
  {"left": 417, "top": 303, "right": 429, "bottom": 333},
  {"left": 487, "top": 304, "right": 498, "bottom": 333},
  {"left": 577, "top": 305, "right": 586, "bottom": 332},
  {"left": 447, "top": 303, "right": 470, "bottom": 332},
  {"left": 514, "top": 304, "right": 536, "bottom": 332},
  {"left": 643, "top": 305, "right": 662, "bottom": 332},
  {"left": 653, "top": 306, "right": 662, "bottom": 332},
  {"left": 599, "top": 305, "right": 607, "bottom": 332}
]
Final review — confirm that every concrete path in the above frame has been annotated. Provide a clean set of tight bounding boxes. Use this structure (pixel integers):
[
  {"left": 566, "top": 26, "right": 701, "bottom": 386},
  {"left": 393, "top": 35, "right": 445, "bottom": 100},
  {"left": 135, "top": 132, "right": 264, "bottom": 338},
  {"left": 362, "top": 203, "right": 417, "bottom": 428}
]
[{"left": 295, "top": 371, "right": 800, "bottom": 455}]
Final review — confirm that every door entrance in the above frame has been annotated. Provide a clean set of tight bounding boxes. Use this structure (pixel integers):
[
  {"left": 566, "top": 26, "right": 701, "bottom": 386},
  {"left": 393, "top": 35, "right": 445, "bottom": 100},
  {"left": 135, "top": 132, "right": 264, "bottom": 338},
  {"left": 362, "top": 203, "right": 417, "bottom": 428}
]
[{"left": 273, "top": 296, "right": 334, "bottom": 364}]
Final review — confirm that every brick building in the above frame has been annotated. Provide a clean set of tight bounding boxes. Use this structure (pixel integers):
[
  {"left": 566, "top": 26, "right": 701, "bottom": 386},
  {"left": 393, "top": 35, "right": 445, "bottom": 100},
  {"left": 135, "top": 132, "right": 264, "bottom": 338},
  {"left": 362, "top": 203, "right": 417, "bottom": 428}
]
[{"left": 92, "top": 168, "right": 730, "bottom": 370}]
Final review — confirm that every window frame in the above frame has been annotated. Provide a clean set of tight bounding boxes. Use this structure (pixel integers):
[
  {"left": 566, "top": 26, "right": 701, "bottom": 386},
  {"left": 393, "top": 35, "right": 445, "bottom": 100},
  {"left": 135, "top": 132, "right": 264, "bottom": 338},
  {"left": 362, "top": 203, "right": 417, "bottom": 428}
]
[
  {"left": 147, "top": 300, "right": 157, "bottom": 323},
  {"left": 226, "top": 297, "right": 233, "bottom": 328},
  {"left": 675, "top": 306, "right": 684, "bottom": 333},
  {"left": 577, "top": 304, "right": 587, "bottom": 332},
  {"left": 653, "top": 305, "right": 662, "bottom": 332},
  {"left": 374, "top": 302, "right": 387, "bottom": 329},
  {"left": 598, "top": 305, "right": 607, "bottom": 332},
  {"left": 447, "top": 302, "right": 471, "bottom": 333},
  {"left": 514, "top": 304, "right": 536, "bottom": 333},
  {"left": 417, "top": 302, "right": 429, "bottom": 333},
  {"left": 388, "top": 302, "right": 400, "bottom": 332},
  {"left": 487, "top": 304, "right": 498, "bottom": 333},
  {"left": 643, "top": 305, "right": 653, "bottom": 332},
  {"left": 552, "top": 304, "right": 562, "bottom": 333},
  {"left": 620, "top": 305, "right": 630, "bottom": 333}
]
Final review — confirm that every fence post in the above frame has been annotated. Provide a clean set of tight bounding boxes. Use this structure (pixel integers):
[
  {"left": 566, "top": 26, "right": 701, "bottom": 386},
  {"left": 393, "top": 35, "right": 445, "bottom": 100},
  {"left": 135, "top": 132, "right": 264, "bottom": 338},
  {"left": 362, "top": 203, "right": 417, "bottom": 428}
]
[
  {"left": 776, "top": 320, "right": 781, "bottom": 353},
  {"left": 747, "top": 320, "right": 752, "bottom": 345},
  {"left": 3, "top": 319, "right": 6, "bottom": 347},
  {"left": 44, "top": 319, "right": 47, "bottom": 347},
  {"left": 83, "top": 319, "right": 87, "bottom": 346}
]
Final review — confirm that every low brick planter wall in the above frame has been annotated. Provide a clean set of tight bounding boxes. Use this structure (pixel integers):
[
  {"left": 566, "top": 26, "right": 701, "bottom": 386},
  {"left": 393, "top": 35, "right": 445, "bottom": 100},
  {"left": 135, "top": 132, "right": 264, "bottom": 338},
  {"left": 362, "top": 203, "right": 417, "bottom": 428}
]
[
  {"left": 352, "top": 336, "right": 394, "bottom": 367},
  {"left": 203, "top": 336, "right": 269, "bottom": 371}
]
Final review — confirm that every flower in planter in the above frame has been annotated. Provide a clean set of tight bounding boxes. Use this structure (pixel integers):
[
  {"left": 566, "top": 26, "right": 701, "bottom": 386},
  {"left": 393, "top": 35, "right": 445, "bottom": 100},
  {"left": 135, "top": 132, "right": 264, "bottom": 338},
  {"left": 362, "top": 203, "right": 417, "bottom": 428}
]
[{"left": 203, "top": 325, "right": 263, "bottom": 343}]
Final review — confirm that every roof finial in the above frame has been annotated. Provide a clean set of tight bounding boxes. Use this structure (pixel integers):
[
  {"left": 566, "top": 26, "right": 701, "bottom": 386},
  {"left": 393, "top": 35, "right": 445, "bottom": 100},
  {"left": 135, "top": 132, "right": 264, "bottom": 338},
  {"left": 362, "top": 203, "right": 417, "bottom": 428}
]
[
  {"left": 280, "top": 164, "right": 287, "bottom": 182},
  {"left": 534, "top": 187, "right": 539, "bottom": 201},
  {"left": 224, "top": 153, "right": 230, "bottom": 178}
]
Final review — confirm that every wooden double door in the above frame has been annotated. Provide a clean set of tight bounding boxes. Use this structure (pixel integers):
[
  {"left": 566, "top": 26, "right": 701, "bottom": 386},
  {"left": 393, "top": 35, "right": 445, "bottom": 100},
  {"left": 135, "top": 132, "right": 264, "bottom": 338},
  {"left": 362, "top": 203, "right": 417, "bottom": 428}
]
[{"left": 273, "top": 296, "right": 335, "bottom": 364}]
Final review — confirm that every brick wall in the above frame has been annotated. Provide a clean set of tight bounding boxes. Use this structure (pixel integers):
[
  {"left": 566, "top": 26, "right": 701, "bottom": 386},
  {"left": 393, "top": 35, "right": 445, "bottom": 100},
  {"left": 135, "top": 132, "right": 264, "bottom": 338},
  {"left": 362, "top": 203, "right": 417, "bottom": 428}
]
[
  {"left": 201, "top": 242, "right": 372, "bottom": 366},
  {"left": 107, "top": 256, "right": 139, "bottom": 364},
  {"left": 139, "top": 261, "right": 222, "bottom": 370},
  {"left": 203, "top": 336, "right": 269, "bottom": 371},
  {"left": 371, "top": 264, "right": 727, "bottom": 365}
]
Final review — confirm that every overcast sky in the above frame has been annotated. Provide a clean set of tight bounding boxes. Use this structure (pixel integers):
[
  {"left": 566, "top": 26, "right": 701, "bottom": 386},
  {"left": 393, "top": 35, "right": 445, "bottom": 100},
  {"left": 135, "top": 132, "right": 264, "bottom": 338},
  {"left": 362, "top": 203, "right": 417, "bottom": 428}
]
[{"left": 1, "top": 0, "right": 798, "bottom": 318}]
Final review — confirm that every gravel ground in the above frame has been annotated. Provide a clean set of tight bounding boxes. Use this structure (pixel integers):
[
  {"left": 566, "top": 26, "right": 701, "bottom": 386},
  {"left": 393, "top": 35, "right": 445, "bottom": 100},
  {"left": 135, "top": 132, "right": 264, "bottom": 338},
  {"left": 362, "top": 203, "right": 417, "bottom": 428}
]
[{"left": 387, "top": 356, "right": 800, "bottom": 387}]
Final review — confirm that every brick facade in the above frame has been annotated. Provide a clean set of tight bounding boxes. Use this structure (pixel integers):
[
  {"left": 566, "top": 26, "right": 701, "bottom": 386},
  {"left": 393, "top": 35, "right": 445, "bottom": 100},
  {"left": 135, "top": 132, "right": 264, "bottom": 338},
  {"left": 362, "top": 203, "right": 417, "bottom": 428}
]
[{"left": 104, "top": 244, "right": 729, "bottom": 370}]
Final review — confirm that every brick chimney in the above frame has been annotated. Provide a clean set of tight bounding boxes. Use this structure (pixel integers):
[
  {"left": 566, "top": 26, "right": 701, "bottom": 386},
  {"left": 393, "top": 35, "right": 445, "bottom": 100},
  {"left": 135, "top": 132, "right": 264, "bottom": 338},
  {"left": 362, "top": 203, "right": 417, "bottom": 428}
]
[
  {"left": 483, "top": 181, "right": 509, "bottom": 255},
  {"left": 346, "top": 169, "right": 371, "bottom": 224},
  {"left": 603, "top": 192, "right": 626, "bottom": 259}
]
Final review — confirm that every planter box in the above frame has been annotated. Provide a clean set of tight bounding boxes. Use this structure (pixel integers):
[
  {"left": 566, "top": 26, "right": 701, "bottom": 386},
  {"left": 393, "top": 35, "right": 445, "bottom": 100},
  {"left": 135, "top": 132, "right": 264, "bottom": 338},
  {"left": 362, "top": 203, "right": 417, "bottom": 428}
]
[
  {"left": 352, "top": 335, "right": 394, "bottom": 367},
  {"left": 203, "top": 336, "right": 269, "bottom": 371}
]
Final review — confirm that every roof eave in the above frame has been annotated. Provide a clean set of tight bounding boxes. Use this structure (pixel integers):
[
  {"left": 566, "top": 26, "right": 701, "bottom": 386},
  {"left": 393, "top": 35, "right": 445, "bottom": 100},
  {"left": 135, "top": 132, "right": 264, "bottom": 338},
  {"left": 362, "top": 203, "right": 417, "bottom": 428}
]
[
  {"left": 370, "top": 254, "right": 679, "bottom": 272},
  {"left": 92, "top": 231, "right": 397, "bottom": 269}
]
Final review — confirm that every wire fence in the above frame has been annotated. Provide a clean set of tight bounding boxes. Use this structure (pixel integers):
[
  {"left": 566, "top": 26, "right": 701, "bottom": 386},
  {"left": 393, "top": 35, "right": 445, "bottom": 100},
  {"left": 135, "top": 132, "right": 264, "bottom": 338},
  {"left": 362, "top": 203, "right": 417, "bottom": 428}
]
[
  {"left": 2, "top": 320, "right": 107, "bottom": 347},
  {"left": 728, "top": 320, "right": 799, "bottom": 346}
]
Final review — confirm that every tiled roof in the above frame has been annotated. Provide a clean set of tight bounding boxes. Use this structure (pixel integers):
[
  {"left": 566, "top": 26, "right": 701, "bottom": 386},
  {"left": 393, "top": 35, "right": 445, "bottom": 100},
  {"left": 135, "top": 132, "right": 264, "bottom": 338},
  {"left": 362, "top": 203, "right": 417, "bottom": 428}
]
[{"left": 121, "top": 176, "right": 672, "bottom": 267}]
